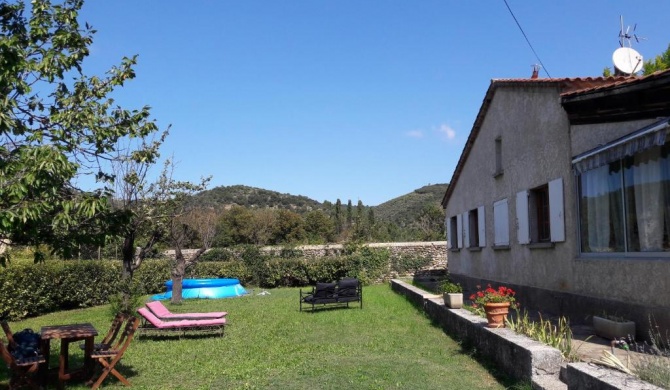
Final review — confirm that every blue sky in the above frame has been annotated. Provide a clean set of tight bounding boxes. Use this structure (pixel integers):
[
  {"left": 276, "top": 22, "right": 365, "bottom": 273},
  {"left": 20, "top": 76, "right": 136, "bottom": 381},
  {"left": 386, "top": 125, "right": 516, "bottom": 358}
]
[{"left": 77, "top": 1, "right": 669, "bottom": 206}]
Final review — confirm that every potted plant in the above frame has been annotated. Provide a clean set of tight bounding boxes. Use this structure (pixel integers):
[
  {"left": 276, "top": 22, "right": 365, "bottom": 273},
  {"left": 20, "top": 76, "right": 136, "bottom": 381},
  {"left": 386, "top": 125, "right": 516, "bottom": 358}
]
[
  {"left": 440, "top": 281, "right": 463, "bottom": 309},
  {"left": 469, "top": 284, "right": 517, "bottom": 328},
  {"left": 592, "top": 313, "right": 636, "bottom": 340}
]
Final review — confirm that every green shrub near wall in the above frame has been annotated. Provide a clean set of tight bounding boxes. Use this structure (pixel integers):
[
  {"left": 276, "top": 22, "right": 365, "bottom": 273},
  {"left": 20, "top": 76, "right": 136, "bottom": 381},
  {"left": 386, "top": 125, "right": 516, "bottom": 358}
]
[
  {"left": 187, "top": 261, "right": 252, "bottom": 284},
  {"left": 0, "top": 247, "right": 431, "bottom": 320}
]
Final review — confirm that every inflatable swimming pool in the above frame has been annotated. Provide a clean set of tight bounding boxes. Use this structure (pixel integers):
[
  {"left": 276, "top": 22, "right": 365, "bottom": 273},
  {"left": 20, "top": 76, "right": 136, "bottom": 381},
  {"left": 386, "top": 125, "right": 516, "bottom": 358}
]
[{"left": 151, "top": 278, "right": 248, "bottom": 300}]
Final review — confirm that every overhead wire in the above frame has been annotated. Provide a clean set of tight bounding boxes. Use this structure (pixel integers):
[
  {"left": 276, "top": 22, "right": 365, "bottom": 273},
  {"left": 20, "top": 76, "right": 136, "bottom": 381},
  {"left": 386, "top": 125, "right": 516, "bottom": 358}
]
[{"left": 502, "top": 0, "right": 551, "bottom": 78}]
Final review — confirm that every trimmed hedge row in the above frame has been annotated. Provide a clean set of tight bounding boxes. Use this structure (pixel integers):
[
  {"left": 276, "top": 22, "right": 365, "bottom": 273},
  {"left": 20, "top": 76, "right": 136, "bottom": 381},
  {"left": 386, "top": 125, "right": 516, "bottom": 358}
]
[{"left": 0, "top": 248, "right": 434, "bottom": 320}]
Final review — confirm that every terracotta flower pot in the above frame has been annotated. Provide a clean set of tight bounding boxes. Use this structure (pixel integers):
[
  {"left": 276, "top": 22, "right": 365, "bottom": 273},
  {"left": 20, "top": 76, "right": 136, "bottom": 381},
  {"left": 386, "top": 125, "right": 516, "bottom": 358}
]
[{"left": 484, "top": 302, "right": 511, "bottom": 328}]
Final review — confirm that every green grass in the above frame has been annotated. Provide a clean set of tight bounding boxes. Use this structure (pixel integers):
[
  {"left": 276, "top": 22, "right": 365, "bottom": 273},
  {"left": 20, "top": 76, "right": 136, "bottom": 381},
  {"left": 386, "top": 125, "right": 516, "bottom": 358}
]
[{"left": 2, "top": 285, "right": 521, "bottom": 389}]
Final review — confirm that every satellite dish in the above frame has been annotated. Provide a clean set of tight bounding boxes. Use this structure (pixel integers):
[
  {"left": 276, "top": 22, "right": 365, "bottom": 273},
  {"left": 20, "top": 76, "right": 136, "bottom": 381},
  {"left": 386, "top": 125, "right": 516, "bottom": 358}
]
[{"left": 612, "top": 47, "right": 643, "bottom": 75}]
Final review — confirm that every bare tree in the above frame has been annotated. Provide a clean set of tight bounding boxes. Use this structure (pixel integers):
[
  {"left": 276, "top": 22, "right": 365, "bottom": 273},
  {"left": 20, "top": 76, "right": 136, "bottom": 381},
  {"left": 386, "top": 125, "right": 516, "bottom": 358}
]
[
  {"left": 111, "top": 133, "right": 170, "bottom": 281},
  {"left": 169, "top": 207, "right": 221, "bottom": 303}
]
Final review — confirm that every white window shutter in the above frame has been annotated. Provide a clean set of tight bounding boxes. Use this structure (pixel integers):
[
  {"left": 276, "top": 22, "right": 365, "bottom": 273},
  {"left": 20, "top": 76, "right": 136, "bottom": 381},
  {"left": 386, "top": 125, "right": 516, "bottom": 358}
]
[
  {"left": 463, "top": 212, "right": 470, "bottom": 248},
  {"left": 549, "top": 177, "right": 565, "bottom": 242},
  {"left": 516, "top": 191, "right": 530, "bottom": 244},
  {"left": 478, "top": 205, "right": 486, "bottom": 247},
  {"left": 446, "top": 219, "right": 452, "bottom": 249},
  {"left": 493, "top": 199, "right": 509, "bottom": 246},
  {"left": 456, "top": 213, "right": 463, "bottom": 248}
]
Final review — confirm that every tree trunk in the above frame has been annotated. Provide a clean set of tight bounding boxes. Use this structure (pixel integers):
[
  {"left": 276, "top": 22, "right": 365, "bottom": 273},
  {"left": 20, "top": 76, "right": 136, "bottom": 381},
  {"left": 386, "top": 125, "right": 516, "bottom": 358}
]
[
  {"left": 121, "top": 233, "right": 136, "bottom": 280},
  {"left": 171, "top": 251, "right": 186, "bottom": 304}
]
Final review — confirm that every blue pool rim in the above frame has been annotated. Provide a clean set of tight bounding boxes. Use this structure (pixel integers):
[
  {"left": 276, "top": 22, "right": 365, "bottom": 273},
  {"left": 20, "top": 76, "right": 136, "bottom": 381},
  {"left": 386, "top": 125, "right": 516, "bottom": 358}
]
[{"left": 151, "top": 278, "right": 248, "bottom": 300}]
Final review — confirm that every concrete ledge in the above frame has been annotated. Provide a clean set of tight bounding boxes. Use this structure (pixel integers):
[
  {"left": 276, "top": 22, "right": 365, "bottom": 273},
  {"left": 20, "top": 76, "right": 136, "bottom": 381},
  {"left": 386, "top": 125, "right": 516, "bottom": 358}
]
[
  {"left": 566, "top": 363, "right": 664, "bottom": 390},
  {"left": 391, "top": 279, "right": 563, "bottom": 382},
  {"left": 390, "top": 279, "right": 661, "bottom": 390}
]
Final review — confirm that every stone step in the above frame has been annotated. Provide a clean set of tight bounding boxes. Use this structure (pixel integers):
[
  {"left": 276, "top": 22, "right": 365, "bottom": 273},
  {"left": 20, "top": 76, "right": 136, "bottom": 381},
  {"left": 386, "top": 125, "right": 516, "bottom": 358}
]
[{"left": 532, "top": 375, "right": 567, "bottom": 390}]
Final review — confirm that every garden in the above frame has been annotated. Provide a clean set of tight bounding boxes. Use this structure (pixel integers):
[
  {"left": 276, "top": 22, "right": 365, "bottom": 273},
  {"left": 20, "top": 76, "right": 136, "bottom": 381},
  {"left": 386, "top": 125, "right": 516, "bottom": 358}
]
[{"left": 1, "top": 284, "right": 531, "bottom": 389}]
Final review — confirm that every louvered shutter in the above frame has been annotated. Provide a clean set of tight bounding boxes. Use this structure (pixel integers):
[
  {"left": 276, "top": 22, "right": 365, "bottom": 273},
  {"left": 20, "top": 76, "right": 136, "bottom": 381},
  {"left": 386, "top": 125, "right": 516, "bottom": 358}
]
[
  {"left": 549, "top": 178, "right": 565, "bottom": 242},
  {"left": 516, "top": 190, "right": 530, "bottom": 244},
  {"left": 478, "top": 205, "right": 486, "bottom": 247},
  {"left": 493, "top": 199, "right": 509, "bottom": 246}
]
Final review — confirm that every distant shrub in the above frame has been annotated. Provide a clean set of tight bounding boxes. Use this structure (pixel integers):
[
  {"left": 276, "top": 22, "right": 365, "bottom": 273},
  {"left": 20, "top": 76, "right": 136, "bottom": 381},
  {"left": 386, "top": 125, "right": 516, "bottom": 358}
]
[{"left": 200, "top": 248, "right": 234, "bottom": 262}]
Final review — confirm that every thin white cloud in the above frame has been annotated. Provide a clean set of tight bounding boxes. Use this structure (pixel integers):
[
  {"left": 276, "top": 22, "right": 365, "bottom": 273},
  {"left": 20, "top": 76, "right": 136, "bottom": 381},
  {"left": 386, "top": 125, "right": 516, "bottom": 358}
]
[
  {"left": 437, "top": 124, "right": 456, "bottom": 140},
  {"left": 406, "top": 130, "right": 424, "bottom": 138}
]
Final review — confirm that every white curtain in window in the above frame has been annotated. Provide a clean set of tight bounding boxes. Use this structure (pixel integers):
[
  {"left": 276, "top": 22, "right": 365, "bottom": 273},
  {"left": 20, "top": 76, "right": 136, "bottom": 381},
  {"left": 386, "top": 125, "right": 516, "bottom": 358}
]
[
  {"left": 633, "top": 148, "right": 664, "bottom": 251},
  {"left": 582, "top": 165, "right": 612, "bottom": 251}
]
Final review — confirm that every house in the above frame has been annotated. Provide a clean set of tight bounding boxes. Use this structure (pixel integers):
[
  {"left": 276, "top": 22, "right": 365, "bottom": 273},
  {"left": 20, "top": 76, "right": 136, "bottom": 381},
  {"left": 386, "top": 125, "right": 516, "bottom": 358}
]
[{"left": 441, "top": 69, "right": 670, "bottom": 338}]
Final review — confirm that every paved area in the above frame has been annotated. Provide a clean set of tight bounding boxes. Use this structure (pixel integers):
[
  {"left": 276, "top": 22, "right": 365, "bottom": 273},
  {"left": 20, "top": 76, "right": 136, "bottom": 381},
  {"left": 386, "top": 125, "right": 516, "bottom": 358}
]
[{"left": 571, "top": 323, "right": 650, "bottom": 370}]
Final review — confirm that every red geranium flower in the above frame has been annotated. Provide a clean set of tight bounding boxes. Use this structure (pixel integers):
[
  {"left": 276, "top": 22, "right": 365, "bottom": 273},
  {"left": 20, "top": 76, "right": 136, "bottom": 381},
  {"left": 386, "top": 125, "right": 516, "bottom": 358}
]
[{"left": 469, "top": 284, "right": 517, "bottom": 307}]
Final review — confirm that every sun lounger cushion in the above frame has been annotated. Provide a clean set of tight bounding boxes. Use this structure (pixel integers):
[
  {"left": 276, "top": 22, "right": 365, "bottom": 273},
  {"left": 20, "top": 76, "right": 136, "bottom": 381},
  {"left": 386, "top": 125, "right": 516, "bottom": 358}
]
[
  {"left": 146, "top": 301, "right": 227, "bottom": 320},
  {"left": 336, "top": 278, "right": 360, "bottom": 301},
  {"left": 302, "top": 282, "right": 336, "bottom": 304},
  {"left": 138, "top": 308, "right": 226, "bottom": 328}
]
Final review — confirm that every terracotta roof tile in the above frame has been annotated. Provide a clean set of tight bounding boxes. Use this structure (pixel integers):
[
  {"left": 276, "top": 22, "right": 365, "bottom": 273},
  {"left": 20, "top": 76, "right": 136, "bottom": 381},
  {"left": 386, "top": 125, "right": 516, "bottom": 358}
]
[{"left": 561, "top": 69, "right": 670, "bottom": 97}]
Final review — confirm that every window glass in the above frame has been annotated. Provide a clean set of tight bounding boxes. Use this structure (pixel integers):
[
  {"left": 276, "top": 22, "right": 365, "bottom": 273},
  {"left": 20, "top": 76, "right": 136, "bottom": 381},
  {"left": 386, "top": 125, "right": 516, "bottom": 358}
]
[
  {"left": 623, "top": 144, "right": 670, "bottom": 252},
  {"left": 578, "top": 141, "right": 670, "bottom": 253},
  {"left": 579, "top": 162, "right": 624, "bottom": 252},
  {"left": 468, "top": 209, "right": 479, "bottom": 247}
]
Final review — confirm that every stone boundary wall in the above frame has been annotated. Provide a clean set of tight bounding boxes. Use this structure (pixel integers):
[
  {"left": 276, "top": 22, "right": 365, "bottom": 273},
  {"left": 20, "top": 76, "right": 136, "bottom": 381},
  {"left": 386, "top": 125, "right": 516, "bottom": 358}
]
[{"left": 165, "top": 241, "right": 447, "bottom": 272}]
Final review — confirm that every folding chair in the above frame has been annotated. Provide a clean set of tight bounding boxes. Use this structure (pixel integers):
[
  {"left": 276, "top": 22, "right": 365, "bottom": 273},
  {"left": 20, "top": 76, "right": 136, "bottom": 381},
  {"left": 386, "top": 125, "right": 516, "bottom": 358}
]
[
  {"left": 1, "top": 321, "right": 17, "bottom": 348},
  {"left": 0, "top": 338, "right": 46, "bottom": 390},
  {"left": 87, "top": 316, "right": 140, "bottom": 390},
  {"left": 80, "top": 312, "right": 127, "bottom": 352}
]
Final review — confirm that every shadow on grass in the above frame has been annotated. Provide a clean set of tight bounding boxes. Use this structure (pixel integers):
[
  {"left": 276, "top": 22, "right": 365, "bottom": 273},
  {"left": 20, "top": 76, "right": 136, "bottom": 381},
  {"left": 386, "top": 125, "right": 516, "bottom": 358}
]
[
  {"left": 136, "top": 332, "right": 225, "bottom": 341},
  {"left": 297, "top": 305, "right": 363, "bottom": 314}
]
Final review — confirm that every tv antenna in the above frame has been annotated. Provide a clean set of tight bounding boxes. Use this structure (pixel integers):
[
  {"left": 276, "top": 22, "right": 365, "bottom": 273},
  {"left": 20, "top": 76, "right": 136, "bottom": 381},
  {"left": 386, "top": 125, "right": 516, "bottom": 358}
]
[
  {"left": 618, "top": 15, "right": 645, "bottom": 48},
  {"left": 613, "top": 16, "right": 644, "bottom": 76}
]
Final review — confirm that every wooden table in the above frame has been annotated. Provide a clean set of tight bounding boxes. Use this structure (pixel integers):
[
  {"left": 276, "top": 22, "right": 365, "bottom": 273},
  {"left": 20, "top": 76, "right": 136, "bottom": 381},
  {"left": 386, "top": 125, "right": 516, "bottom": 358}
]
[{"left": 40, "top": 323, "right": 98, "bottom": 389}]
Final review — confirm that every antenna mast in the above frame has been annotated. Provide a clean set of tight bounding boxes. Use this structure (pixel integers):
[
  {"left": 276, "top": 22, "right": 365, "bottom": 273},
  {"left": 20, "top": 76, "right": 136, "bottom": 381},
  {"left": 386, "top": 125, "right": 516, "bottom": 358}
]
[{"left": 613, "top": 16, "right": 644, "bottom": 76}]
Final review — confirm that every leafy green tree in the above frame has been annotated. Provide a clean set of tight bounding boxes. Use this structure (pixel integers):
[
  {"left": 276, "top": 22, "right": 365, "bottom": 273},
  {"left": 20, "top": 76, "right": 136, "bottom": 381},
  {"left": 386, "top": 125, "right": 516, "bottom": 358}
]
[
  {"left": 353, "top": 199, "right": 367, "bottom": 241},
  {"left": 214, "top": 206, "right": 255, "bottom": 246},
  {"left": 272, "top": 209, "right": 305, "bottom": 244},
  {"left": 248, "top": 209, "right": 277, "bottom": 245},
  {"left": 334, "top": 199, "right": 343, "bottom": 234},
  {"left": 414, "top": 204, "right": 446, "bottom": 241},
  {"left": 0, "top": 0, "right": 161, "bottom": 265},
  {"left": 643, "top": 44, "right": 670, "bottom": 75},
  {"left": 346, "top": 200, "right": 353, "bottom": 227},
  {"left": 304, "top": 210, "right": 335, "bottom": 244}
]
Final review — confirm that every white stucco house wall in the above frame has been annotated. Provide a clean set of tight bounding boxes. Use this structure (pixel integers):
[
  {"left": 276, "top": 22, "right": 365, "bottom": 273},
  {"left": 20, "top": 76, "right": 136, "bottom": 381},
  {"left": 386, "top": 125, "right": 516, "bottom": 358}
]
[{"left": 441, "top": 70, "right": 670, "bottom": 338}]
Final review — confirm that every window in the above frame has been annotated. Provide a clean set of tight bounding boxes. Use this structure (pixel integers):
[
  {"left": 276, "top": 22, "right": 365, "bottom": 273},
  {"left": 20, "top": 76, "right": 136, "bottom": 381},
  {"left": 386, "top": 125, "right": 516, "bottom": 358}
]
[
  {"left": 531, "top": 185, "right": 550, "bottom": 242},
  {"left": 578, "top": 142, "right": 670, "bottom": 253},
  {"left": 466, "top": 206, "right": 486, "bottom": 247},
  {"left": 447, "top": 216, "right": 459, "bottom": 249},
  {"left": 493, "top": 199, "right": 509, "bottom": 246},
  {"left": 517, "top": 178, "right": 564, "bottom": 245},
  {"left": 494, "top": 136, "right": 503, "bottom": 177},
  {"left": 468, "top": 209, "right": 479, "bottom": 247}
]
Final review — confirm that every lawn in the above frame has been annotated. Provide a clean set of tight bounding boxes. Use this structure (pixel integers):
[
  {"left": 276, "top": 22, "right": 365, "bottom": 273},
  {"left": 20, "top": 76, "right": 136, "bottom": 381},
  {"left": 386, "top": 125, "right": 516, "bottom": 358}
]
[{"left": 2, "top": 284, "right": 523, "bottom": 389}]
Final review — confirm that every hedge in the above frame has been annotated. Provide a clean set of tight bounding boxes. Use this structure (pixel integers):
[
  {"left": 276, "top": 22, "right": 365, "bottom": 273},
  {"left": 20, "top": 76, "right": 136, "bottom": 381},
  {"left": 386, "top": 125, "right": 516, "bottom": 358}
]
[{"left": 0, "top": 248, "right": 434, "bottom": 320}]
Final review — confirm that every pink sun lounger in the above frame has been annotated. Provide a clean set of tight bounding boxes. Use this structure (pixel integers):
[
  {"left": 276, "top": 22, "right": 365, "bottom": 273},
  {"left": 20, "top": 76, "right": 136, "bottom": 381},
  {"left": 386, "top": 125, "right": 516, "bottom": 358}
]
[
  {"left": 137, "top": 307, "right": 226, "bottom": 337},
  {"left": 146, "top": 300, "right": 227, "bottom": 320}
]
